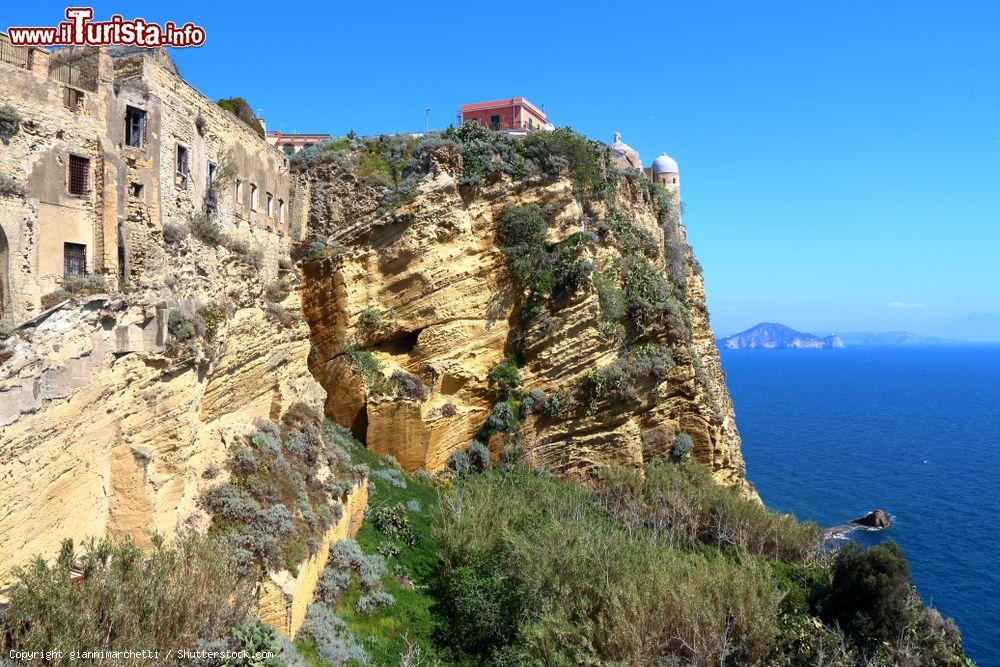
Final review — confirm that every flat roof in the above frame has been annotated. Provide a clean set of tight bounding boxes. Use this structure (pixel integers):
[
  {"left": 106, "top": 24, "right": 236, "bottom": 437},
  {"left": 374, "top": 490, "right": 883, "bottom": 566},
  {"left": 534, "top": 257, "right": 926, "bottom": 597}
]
[{"left": 460, "top": 97, "right": 546, "bottom": 119}]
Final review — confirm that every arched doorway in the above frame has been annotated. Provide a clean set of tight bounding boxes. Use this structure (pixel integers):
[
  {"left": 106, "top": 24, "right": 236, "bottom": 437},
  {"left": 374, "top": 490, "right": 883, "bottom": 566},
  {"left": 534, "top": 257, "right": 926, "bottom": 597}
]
[{"left": 0, "top": 224, "right": 9, "bottom": 324}]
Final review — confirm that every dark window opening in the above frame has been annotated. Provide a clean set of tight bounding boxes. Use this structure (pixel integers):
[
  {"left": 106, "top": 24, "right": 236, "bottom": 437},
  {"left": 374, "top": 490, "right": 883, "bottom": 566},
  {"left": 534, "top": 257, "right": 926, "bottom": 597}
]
[
  {"left": 490, "top": 115, "right": 501, "bottom": 131},
  {"left": 130, "top": 182, "right": 143, "bottom": 197},
  {"left": 207, "top": 162, "right": 217, "bottom": 189},
  {"left": 63, "top": 242, "right": 87, "bottom": 278},
  {"left": 68, "top": 155, "right": 90, "bottom": 195},
  {"left": 64, "top": 88, "right": 84, "bottom": 110},
  {"left": 125, "top": 106, "right": 146, "bottom": 148},
  {"left": 176, "top": 144, "right": 189, "bottom": 188}
]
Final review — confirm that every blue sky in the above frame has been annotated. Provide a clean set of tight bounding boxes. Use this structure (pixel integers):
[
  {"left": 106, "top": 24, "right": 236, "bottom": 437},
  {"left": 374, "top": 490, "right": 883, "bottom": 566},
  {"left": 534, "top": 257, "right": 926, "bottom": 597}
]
[{"left": 7, "top": 2, "right": 999, "bottom": 336}]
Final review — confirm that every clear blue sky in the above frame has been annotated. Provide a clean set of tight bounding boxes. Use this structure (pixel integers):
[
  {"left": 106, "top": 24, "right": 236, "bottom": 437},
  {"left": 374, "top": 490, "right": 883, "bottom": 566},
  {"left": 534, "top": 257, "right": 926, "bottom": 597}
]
[{"left": 8, "top": 1, "right": 999, "bottom": 336}]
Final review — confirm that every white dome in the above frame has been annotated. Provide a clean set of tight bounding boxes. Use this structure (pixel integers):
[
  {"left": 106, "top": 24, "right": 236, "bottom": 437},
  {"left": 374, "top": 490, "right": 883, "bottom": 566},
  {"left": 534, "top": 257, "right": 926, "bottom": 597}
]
[
  {"left": 651, "top": 152, "right": 679, "bottom": 174},
  {"left": 609, "top": 132, "right": 642, "bottom": 170}
]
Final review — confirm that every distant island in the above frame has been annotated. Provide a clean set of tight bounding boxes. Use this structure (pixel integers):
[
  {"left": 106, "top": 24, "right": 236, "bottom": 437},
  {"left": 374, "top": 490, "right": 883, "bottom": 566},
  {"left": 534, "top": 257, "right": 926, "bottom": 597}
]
[
  {"left": 719, "top": 323, "right": 844, "bottom": 349},
  {"left": 826, "top": 331, "right": 959, "bottom": 347}
]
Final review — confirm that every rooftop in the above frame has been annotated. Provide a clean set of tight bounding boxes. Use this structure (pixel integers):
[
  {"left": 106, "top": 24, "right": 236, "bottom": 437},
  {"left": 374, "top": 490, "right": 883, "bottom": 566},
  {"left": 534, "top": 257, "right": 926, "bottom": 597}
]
[{"left": 460, "top": 97, "right": 546, "bottom": 120}]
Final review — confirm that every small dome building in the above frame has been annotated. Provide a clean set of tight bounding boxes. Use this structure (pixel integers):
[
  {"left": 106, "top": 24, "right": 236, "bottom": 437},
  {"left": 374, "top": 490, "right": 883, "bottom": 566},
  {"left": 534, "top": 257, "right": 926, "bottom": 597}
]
[
  {"left": 648, "top": 152, "right": 679, "bottom": 186},
  {"left": 609, "top": 132, "right": 642, "bottom": 171}
]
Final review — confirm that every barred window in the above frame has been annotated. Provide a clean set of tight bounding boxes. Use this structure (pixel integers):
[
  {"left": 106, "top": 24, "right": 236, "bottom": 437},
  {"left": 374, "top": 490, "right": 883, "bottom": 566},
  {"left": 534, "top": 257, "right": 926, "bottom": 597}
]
[
  {"left": 68, "top": 155, "right": 90, "bottom": 195},
  {"left": 64, "top": 243, "right": 87, "bottom": 278}
]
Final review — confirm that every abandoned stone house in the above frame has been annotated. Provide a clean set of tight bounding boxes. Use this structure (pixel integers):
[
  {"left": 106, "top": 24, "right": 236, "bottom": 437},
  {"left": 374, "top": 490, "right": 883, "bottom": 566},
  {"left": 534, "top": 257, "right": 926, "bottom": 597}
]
[{"left": 0, "top": 36, "right": 294, "bottom": 327}]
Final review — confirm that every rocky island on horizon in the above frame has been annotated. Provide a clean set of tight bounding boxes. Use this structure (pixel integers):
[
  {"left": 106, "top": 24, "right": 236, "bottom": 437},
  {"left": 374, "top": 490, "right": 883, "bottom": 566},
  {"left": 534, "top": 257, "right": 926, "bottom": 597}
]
[{"left": 719, "top": 322, "right": 845, "bottom": 349}]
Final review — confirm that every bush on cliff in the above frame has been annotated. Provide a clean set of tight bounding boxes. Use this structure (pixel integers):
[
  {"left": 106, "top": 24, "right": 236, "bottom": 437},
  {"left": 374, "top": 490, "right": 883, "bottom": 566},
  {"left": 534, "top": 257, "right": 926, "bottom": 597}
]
[
  {"left": 0, "top": 533, "right": 252, "bottom": 657},
  {"left": 200, "top": 404, "right": 356, "bottom": 575},
  {"left": 216, "top": 97, "right": 265, "bottom": 138}
]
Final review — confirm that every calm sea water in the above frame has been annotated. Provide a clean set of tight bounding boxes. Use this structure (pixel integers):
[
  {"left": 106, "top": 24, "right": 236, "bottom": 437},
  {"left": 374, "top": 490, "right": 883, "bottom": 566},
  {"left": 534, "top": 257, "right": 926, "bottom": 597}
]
[{"left": 721, "top": 346, "right": 1000, "bottom": 666}]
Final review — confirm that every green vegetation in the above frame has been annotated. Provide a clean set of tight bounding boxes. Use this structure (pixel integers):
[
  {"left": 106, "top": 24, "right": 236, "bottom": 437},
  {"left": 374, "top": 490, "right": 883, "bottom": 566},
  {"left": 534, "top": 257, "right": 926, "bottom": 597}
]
[
  {"left": 0, "top": 103, "right": 21, "bottom": 143},
  {"left": 217, "top": 97, "right": 265, "bottom": 138},
  {"left": 494, "top": 205, "right": 596, "bottom": 322},
  {"left": 200, "top": 403, "right": 357, "bottom": 575},
  {"left": 190, "top": 211, "right": 223, "bottom": 246},
  {"left": 0, "top": 533, "right": 253, "bottom": 659},
  {"left": 303, "top": 438, "right": 448, "bottom": 664},
  {"left": 355, "top": 306, "right": 395, "bottom": 342}
]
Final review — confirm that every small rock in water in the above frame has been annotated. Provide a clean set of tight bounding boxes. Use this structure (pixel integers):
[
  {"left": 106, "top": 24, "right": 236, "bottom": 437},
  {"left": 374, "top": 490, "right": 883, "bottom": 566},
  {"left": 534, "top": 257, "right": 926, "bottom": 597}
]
[{"left": 850, "top": 508, "right": 892, "bottom": 529}]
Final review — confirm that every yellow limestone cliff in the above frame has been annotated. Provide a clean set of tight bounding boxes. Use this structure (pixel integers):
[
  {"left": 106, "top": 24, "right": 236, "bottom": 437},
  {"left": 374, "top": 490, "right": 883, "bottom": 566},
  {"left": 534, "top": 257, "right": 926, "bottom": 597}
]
[{"left": 297, "top": 144, "right": 751, "bottom": 493}]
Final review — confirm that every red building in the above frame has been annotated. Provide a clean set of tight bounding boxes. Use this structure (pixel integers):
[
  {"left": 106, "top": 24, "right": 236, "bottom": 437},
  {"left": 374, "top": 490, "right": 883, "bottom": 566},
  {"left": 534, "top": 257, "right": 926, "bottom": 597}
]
[
  {"left": 460, "top": 97, "right": 550, "bottom": 135},
  {"left": 265, "top": 131, "right": 333, "bottom": 155}
]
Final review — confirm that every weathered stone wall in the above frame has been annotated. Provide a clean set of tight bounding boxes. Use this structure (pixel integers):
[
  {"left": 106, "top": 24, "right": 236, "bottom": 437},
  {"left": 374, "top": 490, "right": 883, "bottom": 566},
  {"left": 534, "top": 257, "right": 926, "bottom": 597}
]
[
  {"left": 257, "top": 479, "right": 368, "bottom": 639},
  {"left": 0, "top": 242, "right": 323, "bottom": 580}
]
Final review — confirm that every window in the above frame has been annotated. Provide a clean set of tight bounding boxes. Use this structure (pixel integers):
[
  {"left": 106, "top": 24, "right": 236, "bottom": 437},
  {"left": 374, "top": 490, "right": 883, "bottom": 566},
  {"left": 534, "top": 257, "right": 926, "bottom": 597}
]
[
  {"left": 176, "top": 144, "right": 189, "bottom": 188},
  {"left": 250, "top": 184, "right": 258, "bottom": 211},
  {"left": 130, "top": 182, "right": 143, "bottom": 197},
  {"left": 207, "top": 162, "right": 217, "bottom": 190},
  {"left": 125, "top": 106, "right": 146, "bottom": 148},
  {"left": 235, "top": 179, "right": 243, "bottom": 205},
  {"left": 63, "top": 243, "right": 87, "bottom": 278},
  {"left": 278, "top": 199, "right": 285, "bottom": 224},
  {"left": 527, "top": 118, "right": 534, "bottom": 130},
  {"left": 64, "top": 88, "right": 84, "bottom": 110},
  {"left": 266, "top": 192, "right": 273, "bottom": 218},
  {"left": 490, "top": 114, "right": 501, "bottom": 131},
  {"left": 67, "top": 154, "right": 90, "bottom": 195}
]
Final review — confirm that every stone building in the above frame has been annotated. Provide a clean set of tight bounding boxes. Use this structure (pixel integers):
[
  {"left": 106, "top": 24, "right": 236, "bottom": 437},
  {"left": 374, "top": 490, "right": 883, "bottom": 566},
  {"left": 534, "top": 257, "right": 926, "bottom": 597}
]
[
  {"left": 0, "top": 36, "right": 293, "bottom": 328},
  {"left": 646, "top": 152, "right": 680, "bottom": 187},
  {"left": 609, "top": 132, "right": 643, "bottom": 171}
]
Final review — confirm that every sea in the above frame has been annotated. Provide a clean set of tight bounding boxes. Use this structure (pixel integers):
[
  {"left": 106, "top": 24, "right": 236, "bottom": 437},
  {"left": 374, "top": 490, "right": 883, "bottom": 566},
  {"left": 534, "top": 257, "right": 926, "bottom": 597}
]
[{"left": 721, "top": 346, "right": 1000, "bottom": 666}]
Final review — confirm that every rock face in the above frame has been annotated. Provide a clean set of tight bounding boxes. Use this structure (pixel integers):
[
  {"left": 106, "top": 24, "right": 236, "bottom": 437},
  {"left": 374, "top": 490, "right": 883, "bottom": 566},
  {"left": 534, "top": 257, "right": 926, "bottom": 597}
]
[
  {"left": 298, "top": 150, "right": 751, "bottom": 493},
  {"left": 0, "top": 237, "right": 323, "bottom": 580},
  {"left": 851, "top": 509, "right": 892, "bottom": 529},
  {"left": 719, "top": 322, "right": 844, "bottom": 350}
]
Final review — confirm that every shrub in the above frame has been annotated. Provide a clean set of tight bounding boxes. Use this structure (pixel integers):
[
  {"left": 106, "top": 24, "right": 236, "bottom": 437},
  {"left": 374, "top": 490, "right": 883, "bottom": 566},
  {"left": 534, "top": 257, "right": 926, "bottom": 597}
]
[
  {"left": 341, "top": 342, "right": 392, "bottom": 396},
  {"left": 0, "top": 173, "right": 26, "bottom": 197},
  {"left": 818, "top": 541, "right": 915, "bottom": 653},
  {"left": 671, "top": 433, "right": 694, "bottom": 461},
  {"left": 328, "top": 539, "right": 364, "bottom": 571},
  {"left": 168, "top": 309, "right": 197, "bottom": 342},
  {"left": 447, "top": 449, "right": 470, "bottom": 474},
  {"left": 0, "top": 534, "right": 253, "bottom": 657},
  {"left": 197, "top": 303, "right": 227, "bottom": 341},
  {"left": 217, "top": 97, "right": 265, "bottom": 138},
  {"left": 466, "top": 441, "right": 490, "bottom": 472},
  {"left": 370, "top": 504, "right": 417, "bottom": 546},
  {"left": 316, "top": 567, "right": 351, "bottom": 604},
  {"left": 227, "top": 621, "right": 282, "bottom": 664},
  {"left": 371, "top": 467, "right": 407, "bottom": 489},
  {"left": 436, "top": 467, "right": 786, "bottom": 664},
  {"left": 543, "top": 387, "right": 570, "bottom": 418},
  {"left": 391, "top": 370, "right": 429, "bottom": 401},
  {"left": 356, "top": 590, "right": 396, "bottom": 616},
  {"left": 298, "top": 603, "right": 368, "bottom": 666},
  {"left": 358, "top": 554, "right": 387, "bottom": 591},
  {"left": 0, "top": 104, "right": 21, "bottom": 143},
  {"left": 487, "top": 356, "right": 521, "bottom": 399},
  {"left": 524, "top": 128, "right": 611, "bottom": 199},
  {"left": 190, "top": 212, "right": 223, "bottom": 246},
  {"left": 162, "top": 221, "right": 189, "bottom": 243}
]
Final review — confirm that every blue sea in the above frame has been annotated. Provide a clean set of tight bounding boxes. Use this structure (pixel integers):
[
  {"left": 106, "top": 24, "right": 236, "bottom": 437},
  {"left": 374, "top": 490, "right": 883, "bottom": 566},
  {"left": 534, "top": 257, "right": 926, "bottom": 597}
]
[{"left": 721, "top": 346, "right": 1000, "bottom": 666}]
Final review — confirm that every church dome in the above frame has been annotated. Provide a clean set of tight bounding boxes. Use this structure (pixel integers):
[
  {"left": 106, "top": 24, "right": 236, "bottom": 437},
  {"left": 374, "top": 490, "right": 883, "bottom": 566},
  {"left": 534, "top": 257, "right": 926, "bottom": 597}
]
[
  {"left": 609, "top": 132, "right": 642, "bottom": 170},
  {"left": 651, "top": 152, "right": 679, "bottom": 174}
]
